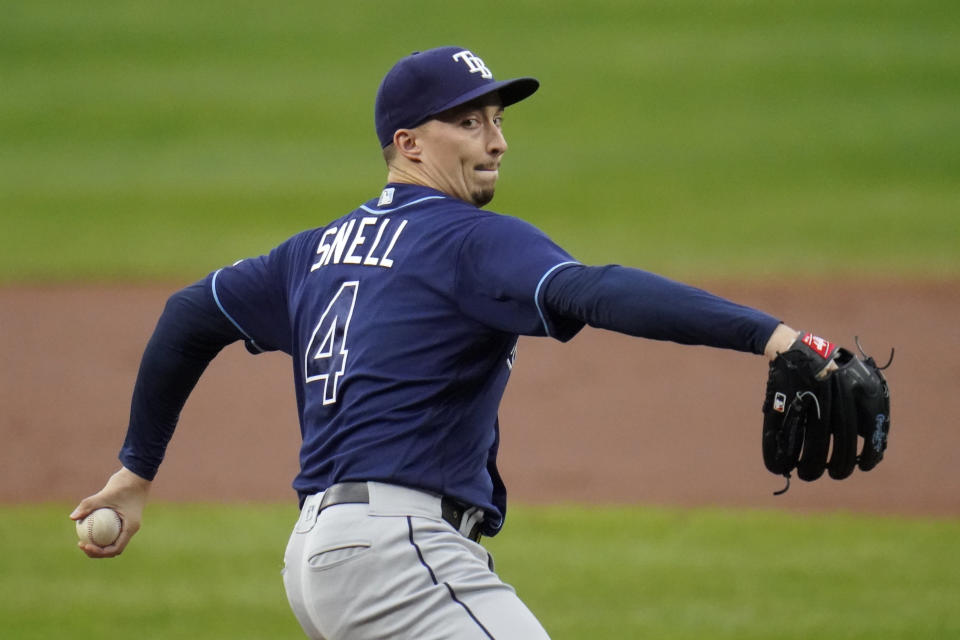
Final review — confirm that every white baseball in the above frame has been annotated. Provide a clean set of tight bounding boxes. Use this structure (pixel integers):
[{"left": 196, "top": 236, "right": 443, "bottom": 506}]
[{"left": 76, "top": 508, "right": 123, "bottom": 547}]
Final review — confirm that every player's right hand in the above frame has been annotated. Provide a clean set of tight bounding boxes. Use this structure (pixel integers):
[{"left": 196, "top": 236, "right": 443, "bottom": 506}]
[{"left": 70, "top": 466, "right": 151, "bottom": 558}]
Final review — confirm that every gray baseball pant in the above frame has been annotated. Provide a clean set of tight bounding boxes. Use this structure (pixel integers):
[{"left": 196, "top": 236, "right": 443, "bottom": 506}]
[{"left": 282, "top": 482, "right": 551, "bottom": 639}]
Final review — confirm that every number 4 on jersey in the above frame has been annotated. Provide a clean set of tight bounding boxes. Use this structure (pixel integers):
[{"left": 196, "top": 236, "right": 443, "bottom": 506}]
[{"left": 304, "top": 281, "right": 359, "bottom": 405}]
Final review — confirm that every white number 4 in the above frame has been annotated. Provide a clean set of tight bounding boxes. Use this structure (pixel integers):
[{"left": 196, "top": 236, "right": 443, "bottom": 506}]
[{"left": 304, "top": 281, "right": 358, "bottom": 405}]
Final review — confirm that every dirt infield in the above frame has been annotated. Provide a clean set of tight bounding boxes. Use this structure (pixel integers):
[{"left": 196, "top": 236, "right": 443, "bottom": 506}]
[{"left": 2, "top": 279, "right": 957, "bottom": 517}]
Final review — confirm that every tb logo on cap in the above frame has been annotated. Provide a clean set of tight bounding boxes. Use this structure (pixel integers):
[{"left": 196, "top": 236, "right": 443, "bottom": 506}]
[{"left": 452, "top": 50, "right": 493, "bottom": 79}]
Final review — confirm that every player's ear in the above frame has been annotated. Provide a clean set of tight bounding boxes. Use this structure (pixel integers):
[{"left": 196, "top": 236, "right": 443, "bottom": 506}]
[{"left": 393, "top": 129, "right": 422, "bottom": 162}]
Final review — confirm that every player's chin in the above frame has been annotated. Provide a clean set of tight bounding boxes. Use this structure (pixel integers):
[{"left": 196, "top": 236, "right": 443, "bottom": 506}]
[
  {"left": 471, "top": 187, "right": 496, "bottom": 207},
  {"left": 470, "top": 173, "right": 498, "bottom": 207}
]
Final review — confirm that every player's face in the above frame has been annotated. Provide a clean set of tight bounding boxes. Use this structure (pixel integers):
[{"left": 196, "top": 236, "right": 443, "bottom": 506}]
[{"left": 416, "top": 95, "right": 507, "bottom": 207}]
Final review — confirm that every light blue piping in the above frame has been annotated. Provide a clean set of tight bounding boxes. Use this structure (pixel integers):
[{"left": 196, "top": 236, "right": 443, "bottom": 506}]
[
  {"left": 359, "top": 195, "right": 446, "bottom": 214},
  {"left": 211, "top": 269, "right": 264, "bottom": 353},
  {"left": 534, "top": 261, "right": 581, "bottom": 336}
]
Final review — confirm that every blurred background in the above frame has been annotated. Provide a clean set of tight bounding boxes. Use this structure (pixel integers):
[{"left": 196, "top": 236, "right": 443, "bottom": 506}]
[{"left": 2, "top": 0, "right": 957, "bottom": 282}]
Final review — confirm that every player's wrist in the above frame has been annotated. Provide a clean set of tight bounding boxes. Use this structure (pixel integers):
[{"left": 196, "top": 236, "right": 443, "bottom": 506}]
[
  {"left": 114, "top": 466, "right": 153, "bottom": 492},
  {"left": 763, "top": 324, "right": 801, "bottom": 361}
]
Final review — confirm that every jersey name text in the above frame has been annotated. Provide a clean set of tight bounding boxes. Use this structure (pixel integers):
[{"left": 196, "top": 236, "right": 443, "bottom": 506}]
[{"left": 311, "top": 217, "right": 408, "bottom": 271}]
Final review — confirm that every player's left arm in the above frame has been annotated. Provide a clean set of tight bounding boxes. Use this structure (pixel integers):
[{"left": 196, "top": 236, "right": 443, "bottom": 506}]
[
  {"left": 70, "top": 280, "right": 246, "bottom": 558},
  {"left": 118, "top": 280, "right": 247, "bottom": 481}
]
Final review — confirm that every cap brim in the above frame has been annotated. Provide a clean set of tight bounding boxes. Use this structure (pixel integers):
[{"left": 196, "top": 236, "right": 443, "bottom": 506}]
[{"left": 425, "top": 77, "right": 540, "bottom": 121}]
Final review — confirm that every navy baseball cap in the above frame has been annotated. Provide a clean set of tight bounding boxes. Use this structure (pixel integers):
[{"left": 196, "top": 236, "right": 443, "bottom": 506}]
[{"left": 375, "top": 46, "right": 539, "bottom": 148}]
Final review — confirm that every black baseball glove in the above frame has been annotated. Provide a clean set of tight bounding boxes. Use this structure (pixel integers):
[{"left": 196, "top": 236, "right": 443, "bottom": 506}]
[{"left": 761, "top": 332, "right": 892, "bottom": 494}]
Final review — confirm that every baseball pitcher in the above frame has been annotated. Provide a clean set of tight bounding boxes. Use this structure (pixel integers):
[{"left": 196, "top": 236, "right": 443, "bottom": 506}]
[{"left": 71, "top": 46, "right": 891, "bottom": 639}]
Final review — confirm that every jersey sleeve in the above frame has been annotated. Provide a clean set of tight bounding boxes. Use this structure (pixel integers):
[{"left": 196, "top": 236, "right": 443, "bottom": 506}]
[
  {"left": 119, "top": 280, "right": 247, "bottom": 480},
  {"left": 209, "top": 236, "right": 304, "bottom": 356},
  {"left": 455, "top": 214, "right": 584, "bottom": 341},
  {"left": 544, "top": 264, "right": 782, "bottom": 354}
]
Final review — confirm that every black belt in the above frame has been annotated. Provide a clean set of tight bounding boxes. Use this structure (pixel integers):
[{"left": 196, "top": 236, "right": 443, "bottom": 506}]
[{"left": 316, "top": 482, "right": 482, "bottom": 542}]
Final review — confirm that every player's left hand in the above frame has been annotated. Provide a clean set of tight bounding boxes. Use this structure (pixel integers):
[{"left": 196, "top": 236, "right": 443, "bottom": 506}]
[
  {"left": 761, "top": 333, "right": 892, "bottom": 493},
  {"left": 70, "top": 466, "right": 151, "bottom": 558}
]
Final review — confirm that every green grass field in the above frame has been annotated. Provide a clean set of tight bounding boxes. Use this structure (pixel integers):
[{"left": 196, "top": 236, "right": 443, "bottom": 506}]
[
  {"left": 2, "top": 503, "right": 958, "bottom": 639},
  {"left": 2, "top": 0, "right": 958, "bottom": 282}
]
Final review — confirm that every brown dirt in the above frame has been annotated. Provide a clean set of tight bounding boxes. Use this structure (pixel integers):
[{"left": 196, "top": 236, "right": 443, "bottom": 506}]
[{"left": 2, "top": 279, "right": 958, "bottom": 517}]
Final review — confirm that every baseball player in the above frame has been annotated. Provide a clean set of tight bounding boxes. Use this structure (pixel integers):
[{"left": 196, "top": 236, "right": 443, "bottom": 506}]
[{"left": 71, "top": 46, "right": 890, "bottom": 639}]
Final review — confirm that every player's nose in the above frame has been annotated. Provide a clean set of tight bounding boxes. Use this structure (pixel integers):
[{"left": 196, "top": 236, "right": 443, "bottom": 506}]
[{"left": 487, "top": 123, "right": 507, "bottom": 156}]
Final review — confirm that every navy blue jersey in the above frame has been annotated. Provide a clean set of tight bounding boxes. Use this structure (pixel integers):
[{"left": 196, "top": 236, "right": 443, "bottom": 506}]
[{"left": 210, "top": 183, "right": 583, "bottom": 533}]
